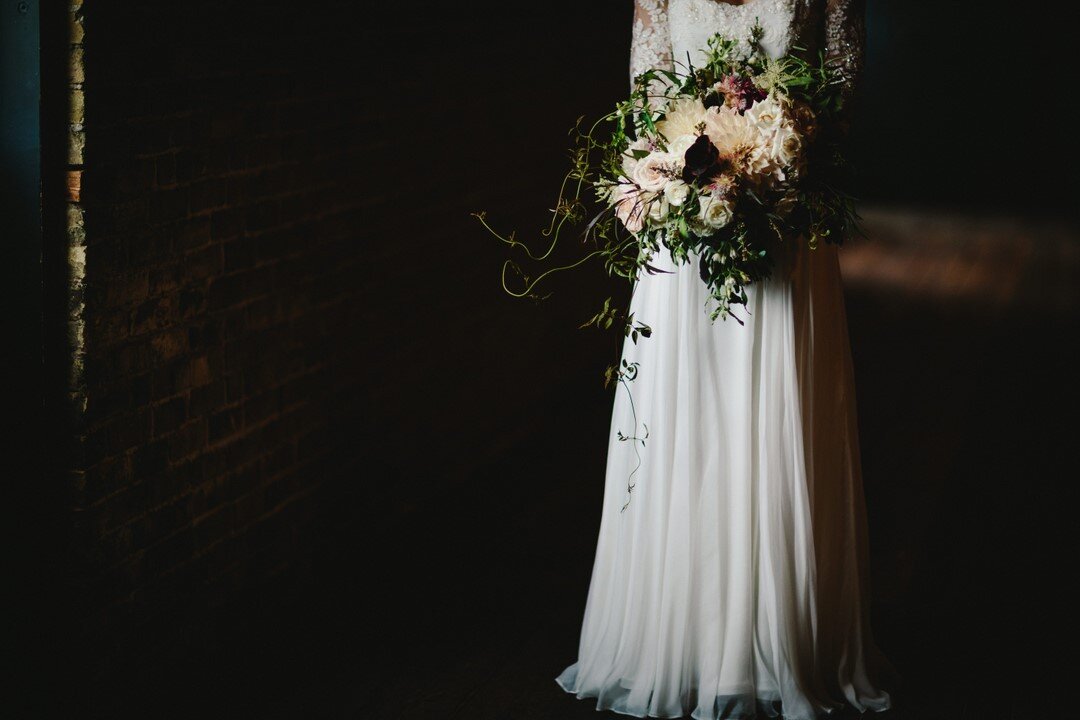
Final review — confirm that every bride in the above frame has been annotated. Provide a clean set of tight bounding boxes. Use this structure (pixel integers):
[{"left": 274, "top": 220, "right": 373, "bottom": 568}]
[{"left": 555, "top": 1, "right": 895, "bottom": 718}]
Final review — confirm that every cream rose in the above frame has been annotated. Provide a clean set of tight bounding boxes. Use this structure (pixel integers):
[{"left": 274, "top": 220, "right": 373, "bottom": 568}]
[
  {"left": 771, "top": 125, "right": 801, "bottom": 167},
  {"left": 664, "top": 180, "right": 691, "bottom": 207},
  {"left": 745, "top": 93, "right": 785, "bottom": 134},
  {"left": 632, "top": 152, "right": 677, "bottom": 193},
  {"left": 698, "top": 193, "right": 734, "bottom": 229}
]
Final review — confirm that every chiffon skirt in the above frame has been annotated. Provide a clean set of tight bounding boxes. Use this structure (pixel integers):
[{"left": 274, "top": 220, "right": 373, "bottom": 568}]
[{"left": 556, "top": 240, "right": 894, "bottom": 719}]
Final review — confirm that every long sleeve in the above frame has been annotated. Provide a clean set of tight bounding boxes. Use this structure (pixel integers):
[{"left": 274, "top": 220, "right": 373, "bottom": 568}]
[
  {"left": 824, "top": 0, "right": 867, "bottom": 113},
  {"left": 630, "top": 0, "right": 674, "bottom": 89}
]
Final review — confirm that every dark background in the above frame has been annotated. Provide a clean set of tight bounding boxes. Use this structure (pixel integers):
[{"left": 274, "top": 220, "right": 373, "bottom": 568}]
[
  {"left": 9, "top": 0, "right": 1078, "bottom": 717},
  {"left": 852, "top": 2, "right": 1076, "bottom": 211}
]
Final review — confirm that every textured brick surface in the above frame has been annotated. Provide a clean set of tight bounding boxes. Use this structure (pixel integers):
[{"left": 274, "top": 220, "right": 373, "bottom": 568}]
[
  {"left": 66, "top": 0, "right": 631, "bottom": 669},
  {"left": 70, "top": 1, "right": 370, "bottom": 653}
]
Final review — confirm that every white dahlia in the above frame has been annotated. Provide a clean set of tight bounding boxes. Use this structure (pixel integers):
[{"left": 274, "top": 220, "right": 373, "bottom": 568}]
[
  {"left": 655, "top": 97, "right": 707, "bottom": 142},
  {"left": 702, "top": 105, "right": 758, "bottom": 159}
]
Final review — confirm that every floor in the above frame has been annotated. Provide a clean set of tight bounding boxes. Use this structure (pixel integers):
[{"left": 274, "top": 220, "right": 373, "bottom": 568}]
[{"left": 90, "top": 207, "right": 1079, "bottom": 719}]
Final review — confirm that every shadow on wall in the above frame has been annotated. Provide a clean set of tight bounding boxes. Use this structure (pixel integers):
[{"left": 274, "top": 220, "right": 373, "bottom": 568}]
[{"left": 852, "top": 0, "right": 1074, "bottom": 213}]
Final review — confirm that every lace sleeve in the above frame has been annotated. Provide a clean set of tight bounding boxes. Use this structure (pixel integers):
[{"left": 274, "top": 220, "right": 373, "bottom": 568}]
[
  {"left": 825, "top": 0, "right": 866, "bottom": 117},
  {"left": 630, "top": 0, "right": 674, "bottom": 89}
]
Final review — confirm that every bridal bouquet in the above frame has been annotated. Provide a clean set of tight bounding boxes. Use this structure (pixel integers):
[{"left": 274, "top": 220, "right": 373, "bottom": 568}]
[
  {"left": 605, "top": 33, "right": 857, "bottom": 320},
  {"left": 478, "top": 25, "right": 857, "bottom": 358}
]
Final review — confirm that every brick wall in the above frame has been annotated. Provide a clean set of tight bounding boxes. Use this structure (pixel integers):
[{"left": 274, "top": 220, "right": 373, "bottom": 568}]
[
  {"left": 62, "top": 0, "right": 630, "bottom": 676},
  {"left": 69, "top": 0, "right": 371, "bottom": 652}
]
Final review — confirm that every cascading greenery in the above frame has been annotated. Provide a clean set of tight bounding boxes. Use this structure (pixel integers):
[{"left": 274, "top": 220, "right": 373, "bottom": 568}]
[{"left": 476, "top": 27, "right": 860, "bottom": 509}]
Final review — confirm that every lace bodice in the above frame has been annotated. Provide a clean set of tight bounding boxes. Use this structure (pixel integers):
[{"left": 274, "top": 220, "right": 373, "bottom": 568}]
[
  {"left": 670, "top": 0, "right": 806, "bottom": 65},
  {"left": 630, "top": 0, "right": 865, "bottom": 106},
  {"left": 630, "top": 0, "right": 675, "bottom": 83}
]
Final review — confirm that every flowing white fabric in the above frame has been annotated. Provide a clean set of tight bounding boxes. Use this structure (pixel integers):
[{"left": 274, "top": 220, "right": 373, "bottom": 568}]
[{"left": 556, "top": 2, "right": 892, "bottom": 718}]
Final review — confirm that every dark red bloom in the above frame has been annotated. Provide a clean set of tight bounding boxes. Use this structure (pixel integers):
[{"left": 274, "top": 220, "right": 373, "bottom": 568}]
[{"left": 682, "top": 135, "right": 720, "bottom": 185}]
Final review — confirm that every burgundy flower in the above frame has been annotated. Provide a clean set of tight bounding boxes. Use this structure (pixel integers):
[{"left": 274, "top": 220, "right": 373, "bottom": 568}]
[{"left": 682, "top": 135, "right": 720, "bottom": 185}]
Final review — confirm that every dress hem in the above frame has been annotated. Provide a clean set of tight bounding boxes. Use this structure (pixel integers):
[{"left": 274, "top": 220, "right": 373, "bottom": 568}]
[{"left": 555, "top": 674, "right": 893, "bottom": 720}]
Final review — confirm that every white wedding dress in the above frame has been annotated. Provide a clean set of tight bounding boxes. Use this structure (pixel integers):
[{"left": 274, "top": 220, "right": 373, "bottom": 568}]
[{"left": 556, "top": 2, "right": 894, "bottom": 718}]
